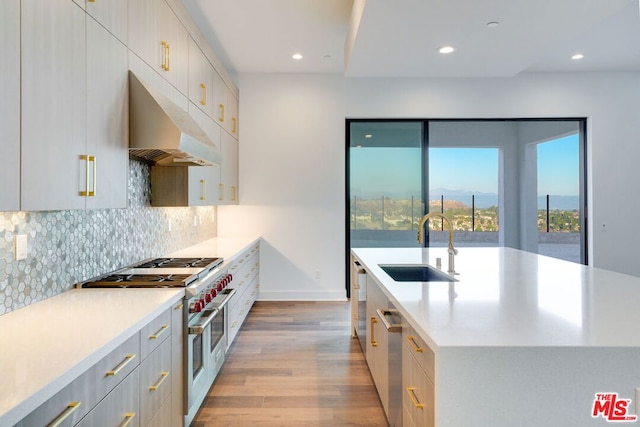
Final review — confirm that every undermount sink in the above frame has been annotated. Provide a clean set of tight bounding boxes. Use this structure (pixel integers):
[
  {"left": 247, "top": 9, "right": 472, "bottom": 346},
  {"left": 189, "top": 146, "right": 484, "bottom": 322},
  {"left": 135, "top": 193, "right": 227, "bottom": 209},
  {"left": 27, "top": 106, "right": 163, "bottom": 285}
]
[{"left": 379, "top": 264, "right": 457, "bottom": 282}]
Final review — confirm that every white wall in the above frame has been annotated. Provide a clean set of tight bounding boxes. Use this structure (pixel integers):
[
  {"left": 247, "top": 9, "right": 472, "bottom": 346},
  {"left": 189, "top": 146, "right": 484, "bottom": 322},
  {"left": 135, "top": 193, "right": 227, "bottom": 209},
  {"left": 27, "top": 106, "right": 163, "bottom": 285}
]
[{"left": 219, "top": 72, "right": 640, "bottom": 300}]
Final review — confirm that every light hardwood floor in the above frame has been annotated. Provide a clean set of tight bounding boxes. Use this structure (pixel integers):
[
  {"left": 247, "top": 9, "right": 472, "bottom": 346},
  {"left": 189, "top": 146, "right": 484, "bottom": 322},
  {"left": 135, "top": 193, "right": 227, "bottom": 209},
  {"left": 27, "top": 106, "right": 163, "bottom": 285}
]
[{"left": 192, "top": 301, "right": 387, "bottom": 427}]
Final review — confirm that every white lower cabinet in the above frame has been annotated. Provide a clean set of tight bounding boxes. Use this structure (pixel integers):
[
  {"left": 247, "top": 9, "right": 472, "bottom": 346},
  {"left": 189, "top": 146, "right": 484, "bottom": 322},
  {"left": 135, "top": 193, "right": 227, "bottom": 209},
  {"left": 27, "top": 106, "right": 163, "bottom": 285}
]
[
  {"left": 76, "top": 370, "right": 140, "bottom": 427},
  {"left": 139, "top": 338, "right": 172, "bottom": 426},
  {"left": 17, "top": 306, "right": 179, "bottom": 427},
  {"left": 226, "top": 242, "right": 260, "bottom": 349},
  {"left": 18, "top": 333, "right": 140, "bottom": 426},
  {"left": 170, "top": 301, "right": 185, "bottom": 427},
  {"left": 402, "top": 326, "right": 435, "bottom": 427}
]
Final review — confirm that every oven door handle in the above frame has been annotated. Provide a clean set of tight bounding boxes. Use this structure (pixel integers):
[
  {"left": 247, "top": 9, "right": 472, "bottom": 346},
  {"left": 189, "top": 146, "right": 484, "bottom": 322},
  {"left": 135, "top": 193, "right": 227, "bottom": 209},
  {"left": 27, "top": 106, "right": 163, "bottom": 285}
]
[
  {"left": 215, "top": 288, "right": 237, "bottom": 308},
  {"left": 188, "top": 308, "right": 220, "bottom": 335}
]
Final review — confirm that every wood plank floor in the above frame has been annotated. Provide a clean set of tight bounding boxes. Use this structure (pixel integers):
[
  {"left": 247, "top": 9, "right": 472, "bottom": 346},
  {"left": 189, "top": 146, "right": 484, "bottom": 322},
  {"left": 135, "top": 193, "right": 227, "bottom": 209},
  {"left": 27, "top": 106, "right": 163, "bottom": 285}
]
[{"left": 192, "top": 301, "right": 387, "bottom": 427}]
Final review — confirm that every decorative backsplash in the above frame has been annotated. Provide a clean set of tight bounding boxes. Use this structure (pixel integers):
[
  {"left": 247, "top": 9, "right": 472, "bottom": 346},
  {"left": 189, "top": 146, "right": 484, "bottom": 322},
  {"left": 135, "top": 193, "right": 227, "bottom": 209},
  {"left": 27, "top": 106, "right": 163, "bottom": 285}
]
[{"left": 0, "top": 160, "right": 217, "bottom": 315}]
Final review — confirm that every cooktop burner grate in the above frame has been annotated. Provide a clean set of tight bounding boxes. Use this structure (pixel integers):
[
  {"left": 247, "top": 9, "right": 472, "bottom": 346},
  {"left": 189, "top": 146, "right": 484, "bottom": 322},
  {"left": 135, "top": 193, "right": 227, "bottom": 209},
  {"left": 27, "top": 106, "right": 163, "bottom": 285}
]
[{"left": 132, "top": 257, "right": 222, "bottom": 269}]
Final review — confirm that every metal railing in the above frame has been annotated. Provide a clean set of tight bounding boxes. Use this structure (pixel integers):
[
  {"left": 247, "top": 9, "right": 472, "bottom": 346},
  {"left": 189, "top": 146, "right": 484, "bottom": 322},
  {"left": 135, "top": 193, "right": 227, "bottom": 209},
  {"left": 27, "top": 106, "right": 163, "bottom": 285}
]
[{"left": 351, "top": 194, "right": 580, "bottom": 233}]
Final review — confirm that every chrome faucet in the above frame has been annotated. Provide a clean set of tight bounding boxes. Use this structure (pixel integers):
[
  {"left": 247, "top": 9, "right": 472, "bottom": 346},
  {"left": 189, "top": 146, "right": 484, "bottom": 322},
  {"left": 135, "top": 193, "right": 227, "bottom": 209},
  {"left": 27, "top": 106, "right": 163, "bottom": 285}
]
[{"left": 417, "top": 212, "right": 458, "bottom": 274}]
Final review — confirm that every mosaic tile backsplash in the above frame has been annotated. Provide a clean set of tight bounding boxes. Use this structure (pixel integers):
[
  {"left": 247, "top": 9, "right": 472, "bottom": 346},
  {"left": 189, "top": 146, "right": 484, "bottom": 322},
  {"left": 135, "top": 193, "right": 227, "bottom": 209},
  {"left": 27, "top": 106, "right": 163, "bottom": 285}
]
[{"left": 0, "top": 160, "right": 217, "bottom": 315}]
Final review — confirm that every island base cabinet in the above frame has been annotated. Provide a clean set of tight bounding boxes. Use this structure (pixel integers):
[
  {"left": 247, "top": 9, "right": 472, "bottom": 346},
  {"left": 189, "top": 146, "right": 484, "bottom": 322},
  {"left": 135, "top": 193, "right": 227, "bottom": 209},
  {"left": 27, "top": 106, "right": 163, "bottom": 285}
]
[
  {"left": 76, "top": 369, "right": 140, "bottom": 427},
  {"left": 402, "top": 328, "right": 434, "bottom": 427}
]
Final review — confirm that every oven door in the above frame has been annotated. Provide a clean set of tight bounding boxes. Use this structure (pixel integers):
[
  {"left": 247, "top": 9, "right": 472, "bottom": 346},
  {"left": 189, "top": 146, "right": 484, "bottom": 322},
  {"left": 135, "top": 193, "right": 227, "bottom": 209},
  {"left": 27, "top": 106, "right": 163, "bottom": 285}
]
[
  {"left": 187, "top": 308, "right": 217, "bottom": 410},
  {"left": 208, "top": 305, "right": 226, "bottom": 379}
]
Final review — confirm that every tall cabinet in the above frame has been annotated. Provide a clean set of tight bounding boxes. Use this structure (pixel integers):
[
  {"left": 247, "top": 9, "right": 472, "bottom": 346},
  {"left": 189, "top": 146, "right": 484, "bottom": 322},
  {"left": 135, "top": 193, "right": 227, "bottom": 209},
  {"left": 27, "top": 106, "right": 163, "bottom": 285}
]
[{"left": 0, "top": 0, "right": 20, "bottom": 211}]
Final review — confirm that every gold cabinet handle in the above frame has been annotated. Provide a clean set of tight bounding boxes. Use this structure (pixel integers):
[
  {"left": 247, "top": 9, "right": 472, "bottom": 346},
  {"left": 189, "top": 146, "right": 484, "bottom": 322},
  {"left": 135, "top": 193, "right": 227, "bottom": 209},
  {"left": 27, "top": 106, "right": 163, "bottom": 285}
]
[
  {"left": 231, "top": 185, "right": 237, "bottom": 201},
  {"left": 120, "top": 412, "right": 136, "bottom": 427},
  {"left": 79, "top": 155, "right": 89, "bottom": 196},
  {"left": 149, "top": 372, "right": 169, "bottom": 391},
  {"left": 200, "top": 179, "right": 206, "bottom": 200},
  {"left": 219, "top": 104, "right": 225, "bottom": 122},
  {"left": 48, "top": 401, "right": 81, "bottom": 427},
  {"left": 106, "top": 354, "right": 136, "bottom": 376},
  {"left": 370, "top": 317, "right": 378, "bottom": 347},
  {"left": 406, "top": 387, "right": 424, "bottom": 409},
  {"left": 174, "top": 303, "right": 184, "bottom": 310},
  {"left": 149, "top": 325, "right": 168, "bottom": 340},
  {"left": 89, "top": 156, "right": 96, "bottom": 196},
  {"left": 232, "top": 117, "right": 237, "bottom": 133},
  {"left": 406, "top": 336, "right": 424, "bottom": 353},
  {"left": 231, "top": 320, "right": 238, "bottom": 329},
  {"left": 161, "top": 41, "right": 170, "bottom": 71},
  {"left": 218, "top": 183, "right": 224, "bottom": 201},
  {"left": 200, "top": 83, "right": 207, "bottom": 105}
]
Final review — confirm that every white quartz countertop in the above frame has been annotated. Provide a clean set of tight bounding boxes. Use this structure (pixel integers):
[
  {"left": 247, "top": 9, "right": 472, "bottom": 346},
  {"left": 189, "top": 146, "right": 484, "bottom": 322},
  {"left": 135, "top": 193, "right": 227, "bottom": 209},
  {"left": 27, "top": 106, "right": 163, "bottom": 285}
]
[
  {"left": 169, "top": 236, "right": 261, "bottom": 265},
  {"left": 0, "top": 288, "right": 183, "bottom": 425},
  {"left": 352, "top": 247, "right": 640, "bottom": 349}
]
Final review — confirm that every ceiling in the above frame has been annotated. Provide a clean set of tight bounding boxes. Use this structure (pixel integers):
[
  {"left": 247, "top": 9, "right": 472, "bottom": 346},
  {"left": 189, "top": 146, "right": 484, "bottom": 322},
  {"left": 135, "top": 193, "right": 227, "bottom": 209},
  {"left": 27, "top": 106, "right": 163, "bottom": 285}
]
[{"left": 182, "top": 0, "right": 640, "bottom": 79}]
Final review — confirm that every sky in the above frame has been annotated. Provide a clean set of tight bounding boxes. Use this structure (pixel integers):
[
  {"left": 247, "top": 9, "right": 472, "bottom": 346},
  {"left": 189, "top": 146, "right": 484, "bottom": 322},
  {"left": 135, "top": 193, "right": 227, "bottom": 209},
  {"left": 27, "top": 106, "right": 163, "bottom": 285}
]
[{"left": 350, "top": 133, "right": 579, "bottom": 198}]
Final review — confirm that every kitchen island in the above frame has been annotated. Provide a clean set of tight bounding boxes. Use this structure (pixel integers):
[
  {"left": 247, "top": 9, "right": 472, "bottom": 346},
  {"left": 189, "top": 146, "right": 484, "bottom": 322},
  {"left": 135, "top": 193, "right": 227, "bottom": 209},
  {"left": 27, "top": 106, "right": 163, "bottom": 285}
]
[{"left": 352, "top": 247, "right": 640, "bottom": 427}]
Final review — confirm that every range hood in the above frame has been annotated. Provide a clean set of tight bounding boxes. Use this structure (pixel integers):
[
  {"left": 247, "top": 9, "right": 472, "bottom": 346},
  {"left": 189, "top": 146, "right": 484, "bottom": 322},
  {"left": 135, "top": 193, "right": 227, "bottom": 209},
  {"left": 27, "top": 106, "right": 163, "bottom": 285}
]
[{"left": 128, "top": 71, "right": 222, "bottom": 166}]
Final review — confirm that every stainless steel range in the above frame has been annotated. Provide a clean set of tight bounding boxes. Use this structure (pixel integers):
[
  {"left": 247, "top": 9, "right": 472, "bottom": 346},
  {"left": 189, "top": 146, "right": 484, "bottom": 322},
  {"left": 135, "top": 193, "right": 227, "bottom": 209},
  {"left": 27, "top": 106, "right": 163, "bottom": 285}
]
[{"left": 78, "top": 256, "right": 234, "bottom": 426}]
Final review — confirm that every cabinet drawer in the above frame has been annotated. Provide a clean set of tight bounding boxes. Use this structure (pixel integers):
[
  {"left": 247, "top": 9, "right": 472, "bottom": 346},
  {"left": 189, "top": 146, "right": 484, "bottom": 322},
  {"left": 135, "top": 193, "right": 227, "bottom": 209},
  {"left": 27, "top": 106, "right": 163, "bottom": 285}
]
[
  {"left": 145, "top": 394, "right": 171, "bottom": 427},
  {"left": 403, "top": 343, "right": 434, "bottom": 427},
  {"left": 76, "top": 369, "right": 139, "bottom": 427},
  {"left": 139, "top": 338, "right": 172, "bottom": 427},
  {"left": 140, "top": 308, "right": 171, "bottom": 359},
  {"left": 403, "top": 326, "right": 435, "bottom": 382},
  {"left": 21, "top": 333, "right": 140, "bottom": 426}
]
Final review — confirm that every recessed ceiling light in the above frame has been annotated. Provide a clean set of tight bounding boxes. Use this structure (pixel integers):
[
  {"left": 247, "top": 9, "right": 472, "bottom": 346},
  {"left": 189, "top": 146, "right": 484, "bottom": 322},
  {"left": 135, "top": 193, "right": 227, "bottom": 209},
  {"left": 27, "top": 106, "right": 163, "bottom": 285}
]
[
  {"left": 364, "top": 134, "right": 373, "bottom": 139},
  {"left": 439, "top": 46, "right": 455, "bottom": 54},
  {"left": 571, "top": 53, "right": 584, "bottom": 60},
  {"left": 486, "top": 21, "right": 499, "bottom": 28},
  {"left": 292, "top": 53, "right": 303, "bottom": 60}
]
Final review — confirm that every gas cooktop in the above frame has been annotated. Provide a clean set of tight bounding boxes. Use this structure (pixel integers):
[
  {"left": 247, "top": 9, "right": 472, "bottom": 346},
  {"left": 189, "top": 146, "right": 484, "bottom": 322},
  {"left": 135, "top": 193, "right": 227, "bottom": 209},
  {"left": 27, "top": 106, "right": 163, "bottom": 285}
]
[{"left": 78, "top": 257, "right": 224, "bottom": 288}]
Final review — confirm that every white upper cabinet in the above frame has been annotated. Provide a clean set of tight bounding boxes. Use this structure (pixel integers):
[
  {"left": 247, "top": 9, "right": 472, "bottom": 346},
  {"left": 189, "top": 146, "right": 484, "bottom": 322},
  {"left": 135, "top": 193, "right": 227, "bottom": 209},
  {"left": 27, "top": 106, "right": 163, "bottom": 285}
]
[
  {"left": 220, "top": 131, "right": 239, "bottom": 205},
  {"left": 129, "top": 0, "right": 188, "bottom": 95},
  {"left": 20, "top": 2, "right": 128, "bottom": 212},
  {"left": 213, "top": 72, "right": 239, "bottom": 140},
  {"left": 188, "top": 37, "right": 215, "bottom": 119},
  {"left": 21, "top": 0, "right": 87, "bottom": 211},
  {"left": 84, "top": 0, "right": 129, "bottom": 44},
  {"left": 0, "top": 0, "right": 20, "bottom": 211},
  {"left": 85, "top": 15, "right": 129, "bottom": 209}
]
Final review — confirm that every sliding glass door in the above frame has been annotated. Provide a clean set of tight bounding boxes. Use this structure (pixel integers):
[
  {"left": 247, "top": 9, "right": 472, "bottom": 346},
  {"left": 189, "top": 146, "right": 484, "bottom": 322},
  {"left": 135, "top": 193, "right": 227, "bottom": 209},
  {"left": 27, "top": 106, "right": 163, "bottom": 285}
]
[
  {"left": 347, "top": 118, "right": 587, "bottom": 267},
  {"left": 349, "top": 121, "right": 424, "bottom": 248}
]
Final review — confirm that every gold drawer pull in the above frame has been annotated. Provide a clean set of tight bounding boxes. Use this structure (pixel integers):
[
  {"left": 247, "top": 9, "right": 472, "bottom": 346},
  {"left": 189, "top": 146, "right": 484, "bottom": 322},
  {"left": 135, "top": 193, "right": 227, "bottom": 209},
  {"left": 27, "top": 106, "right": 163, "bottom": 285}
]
[
  {"left": 149, "top": 324, "right": 168, "bottom": 340},
  {"left": 219, "top": 103, "right": 225, "bottom": 122},
  {"left": 174, "top": 303, "right": 184, "bottom": 310},
  {"left": 218, "top": 183, "right": 224, "bottom": 201},
  {"left": 48, "top": 401, "right": 81, "bottom": 427},
  {"left": 200, "top": 83, "right": 207, "bottom": 106},
  {"left": 149, "top": 372, "right": 169, "bottom": 391},
  {"left": 406, "top": 387, "right": 424, "bottom": 409},
  {"left": 106, "top": 354, "right": 136, "bottom": 376},
  {"left": 232, "top": 117, "right": 237, "bottom": 133},
  {"left": 120, "top": 412, "right": 136, "bottom": 427},
  {"left": 407, "top": 336, "right": 424, "bottom": 353},
  {"left": 370, "top": 317, "right": 378, "bottom": 347}
]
